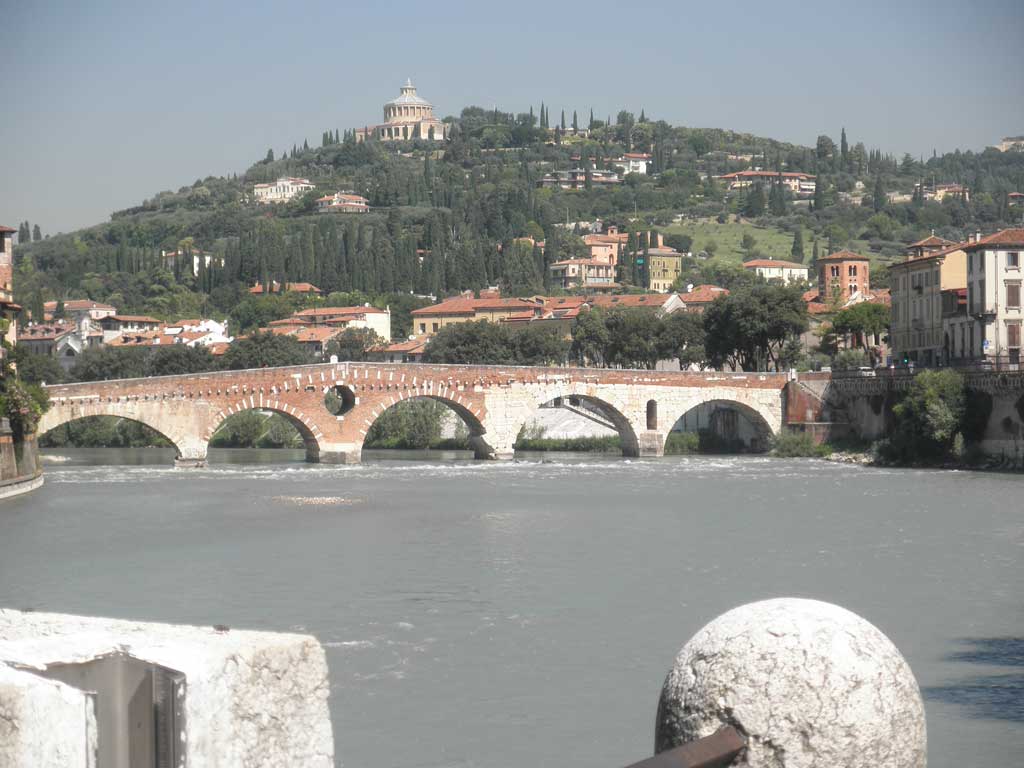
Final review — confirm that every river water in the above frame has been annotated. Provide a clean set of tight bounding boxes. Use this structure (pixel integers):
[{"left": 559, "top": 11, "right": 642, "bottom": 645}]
[{"left": 1, "top": 448, "right": 1021, "bottom": 767}]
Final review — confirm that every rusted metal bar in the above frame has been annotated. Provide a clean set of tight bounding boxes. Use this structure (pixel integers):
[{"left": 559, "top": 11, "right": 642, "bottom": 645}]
[{"left": 621, "top": 726, "right": 745, "bottom": 768}]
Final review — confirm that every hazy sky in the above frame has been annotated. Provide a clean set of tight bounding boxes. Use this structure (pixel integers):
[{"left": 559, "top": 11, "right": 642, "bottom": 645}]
[{"left": 2, "top": 0, "right": 1022, "bottom": 234}]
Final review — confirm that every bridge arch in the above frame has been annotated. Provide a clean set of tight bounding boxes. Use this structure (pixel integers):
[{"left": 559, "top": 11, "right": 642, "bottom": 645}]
[
  {"left": 355, "top": 391, "right": 493, "bottom": 458},
  {"left": 522, "top": 389, "right": 641, "bottom": 457},
  {"left": 38, "top": 408, "right": 189, "bottom": 465},
  {"left": 663, "top": 398, "right": 776, "bottom": 453},
  {"left": 204, "top": 401, "right": 323, "bottom": 463}
]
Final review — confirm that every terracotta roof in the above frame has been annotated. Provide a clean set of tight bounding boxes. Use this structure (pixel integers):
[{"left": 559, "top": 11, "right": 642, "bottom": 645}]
[
  {"left": 891, "top": 242, "right": 967, "bottom": 268},
  {"left": 622, "top": 153, "right": 652, "bottom": 159},
  {"left": 586, "top": 294, "right": 674, "bottom": 309},
  {"left": 717, "top": 170, "right": 815, "bottom": 180},
  {"left": 551, "top": 258, "right": 613, "bottom": 267},
  {"left": 680, "top": 285, "right": 728, "bottom": 304},
  {"left": 907, "top": 235, "right": 955, "bottom": 249},
  {"left": 19, "top": 323, "right": 75, "bottom": 341},
  {"left": 249, "top": 281, "right": 323, "bottom": 294},
  {"left": 0, "top": 225, "right": 17, "bottom": 233},
  {"left": 109, "top": 315, "right": 161, "bottom": 323},
  {"left": 208, "top": 342, "right": 231, "bottom": 355},
  {"left": 742, "top": 259, "right": 808, "bottom": 270},
  {"left": 817, "top": 249, "right": 869, "bottom": 262},
  {"left": 383, "top": 338, "right": 428, "bottom": 354},
  {"left": 43, "top": 299, "right": 116, "bottom": 312},
  {"left": 294, "top": 306, "right": 387, "bottom": 317},
  {"left": 411, "top": 297, "right": 540, "bottom": 316},
  {"left": 964, "top": 228, "right": 1024, "bottom": 250}
]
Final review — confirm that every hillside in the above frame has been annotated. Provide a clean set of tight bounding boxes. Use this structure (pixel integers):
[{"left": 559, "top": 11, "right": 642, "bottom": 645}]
[{"left": 12, "top": 107, "right": 1024, "bottom": 336}]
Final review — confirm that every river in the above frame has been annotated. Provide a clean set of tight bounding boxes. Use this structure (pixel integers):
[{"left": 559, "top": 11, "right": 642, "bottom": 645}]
[{"left": 1, "top": 448, "right": 1021, "bottom": 767}]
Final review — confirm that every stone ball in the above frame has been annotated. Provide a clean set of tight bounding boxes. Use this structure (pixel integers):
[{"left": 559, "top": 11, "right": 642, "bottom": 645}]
[{"left": 655, "top": 598, "right": 926, "bottom": 768}]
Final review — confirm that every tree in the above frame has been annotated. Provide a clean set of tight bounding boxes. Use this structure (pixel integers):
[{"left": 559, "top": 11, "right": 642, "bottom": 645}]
[
  {"left": 703, "top": 284, "right": 808, "bottom": 371},
  {"left": 790, "top": 229, "right": 805, "bottom": 263},
  {"left": 423, "top": 321, "right": 517, "bottom": 365},
  {"left": 881, "top": 370, "right": 966, "bottom": 463},
  {"left": 220, "top": 331, "right": 311, "bottom": 369},
  {"left": 144, "top": 345, "right": 217, "bottom": 377},
  {"left": 813, "top": 175, "right": 826, "bottom": 211},
  {"left": 658, "top": 312, "right": 706, "bottom": 369},
  {"left": 571, "top": 307, "right": 611, "bottom": 366},
  {"left": 265, "top": 148, "right": 275, "bottom": 163},
  {"left": 572, "top": 110, "right": 578, "bottom": 133},
  {"left": 740, "top": 232, "right": 758, "bottom": 259},
  {"left": 768, "top": 178, "right": 787, "bottom": 216},
  {"left": 815, "top": 135, "right": 835, "bottom": 165},
  {"left": 604, "top": 310, "right": 665, "bottom": 369},
  {"left": 12, "top": 347, "right": 64, "bottom": 384},
  {"left": 512, "top": 325, "right": 569, "bottom": 365},
  {"left": 872, "top": 175, "right": 886, "bottom": 212},
  {"left": 743, "top": 183, "right": 766, "bottom": 217},
  {"left": 831, "top": 302, "right": 889, "bottom": 363},
  {"left": 32, "top": 224, "right": 42, "bottom": 242},
  {"left": 67, "top": 347, "right": 148, "bottom": 382},
  {"left": 840, "top": 127, "right": 849, "bottom": 172},
  {"left": 18, "top": 222, "right": 29, "bottom": 244},
  {"left": 326, "top": 327, "right": 384, "bottom": 361}
]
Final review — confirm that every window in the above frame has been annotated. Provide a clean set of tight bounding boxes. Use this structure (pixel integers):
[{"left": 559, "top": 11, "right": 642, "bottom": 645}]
[
  {"left": 432, "top": 323, "right": 440, "bottom": 332},
  {"left": 830, "top": 265, "right": 840, "bottom": 278},
  {"left": 848, "top": 265, "right": 857, "bottom": 277},
  {"left": 1008, "top": 283, "right": 1021, "bottom": 309},
  {"left": 1009, "top": 323, "right": 1021, "bottom": 348},
  {"left": 419, "top": 322, "right": 426, "bottom": 334},
  {"left": 1008, "top": 252, "right": 1020, "bottom": 268}
]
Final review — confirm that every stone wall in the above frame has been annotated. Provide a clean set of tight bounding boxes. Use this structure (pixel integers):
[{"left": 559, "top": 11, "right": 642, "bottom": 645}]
[
  {"left": 0, "top": 420, "right": 42, "bottom": 499},
  {"left": 0, "top": 609, "right": 334, "bottom": 768}
]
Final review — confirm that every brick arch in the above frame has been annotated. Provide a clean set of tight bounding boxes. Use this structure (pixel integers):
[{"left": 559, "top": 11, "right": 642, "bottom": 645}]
[
  {"left": 354, "top": 390, "right": 491, "bottom": 456},
  {"left": 38, "top": 404, "right": 186, "bottom": 461},
  {"left": 204, "top": 400, "right": 324, "bottom": 462},
  {"left": 662, "top": 397, "right": 776, "bottom": 453},
  {"left": 524, "top": 387, "right": 641, "bottom": 457}
]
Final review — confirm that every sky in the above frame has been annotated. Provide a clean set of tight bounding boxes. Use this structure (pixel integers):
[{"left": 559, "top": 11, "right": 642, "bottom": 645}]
[{"left": 2, "top": 0, "right": 1022, "bottom": 235}]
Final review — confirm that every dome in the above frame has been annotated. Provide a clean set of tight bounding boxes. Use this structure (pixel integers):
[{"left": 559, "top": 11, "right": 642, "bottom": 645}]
[{"left": 385, "top": 79, "right": 432, "bottom": 108}]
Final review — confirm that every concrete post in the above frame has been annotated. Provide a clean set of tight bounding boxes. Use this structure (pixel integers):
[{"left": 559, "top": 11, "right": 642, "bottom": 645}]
[
  {"left": 318, "top": 442, "right": 362, "bottom": 464},
  {"left": 656, "top": 598, "right": 927, "bottom": 767},
  {"left": 637, "top": 430, "right": 667, "bottom": 457}
]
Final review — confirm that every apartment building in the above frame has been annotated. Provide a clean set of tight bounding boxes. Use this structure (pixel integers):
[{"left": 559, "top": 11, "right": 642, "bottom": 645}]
[
  {"left": 962, "top": 229, "right": 1024, "bottom": 366},
  {"left": 889, "top": 241, "right": 966, "bottom": 365}
]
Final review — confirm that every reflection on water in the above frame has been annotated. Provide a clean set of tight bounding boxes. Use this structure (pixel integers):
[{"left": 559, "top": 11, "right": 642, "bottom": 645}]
[{"left": 16, "top": 446, "right": 1024, "bottom": 768}]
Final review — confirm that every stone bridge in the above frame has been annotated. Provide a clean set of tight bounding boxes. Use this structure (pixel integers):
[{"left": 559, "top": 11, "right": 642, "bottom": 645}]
[{"left": 39, "top": 363, "right": 793, "bottom": 466}]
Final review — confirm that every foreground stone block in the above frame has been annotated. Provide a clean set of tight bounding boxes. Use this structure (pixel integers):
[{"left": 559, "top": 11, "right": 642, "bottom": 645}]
[
  {"left": 656, "top": 598, "right": 926, "bottom": 767},
  {"left": 0, "top": 609, "right": 334, "bottom": 768}
]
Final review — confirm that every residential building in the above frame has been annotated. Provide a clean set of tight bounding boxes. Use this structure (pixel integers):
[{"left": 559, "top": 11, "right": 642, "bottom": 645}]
[
  {"left": 1008, "top": 192, "right": 1024, "bottom": 207},
  {"left": 160, "top": 250, "right": 224, "bottom": 276},
  {"left": 583, "top": 226, "right": 629, "bottom": 264},
  {"left": 354, "top": 79, "right": 448, "bottom": 143},
  {"left": 549, "top": 259, "right": 617, "bottom": 291},
  {"left": 98, "top": 315, "right": 162, "bottom": 342},
  {"left": 646, "top": 248, "right": 684, "bottom": 293},
  {"left": 742, "top": 259, "right": 809, "bottom": 284},
  {"left": 410, "top": 295, "right": 544, "bottom": 336},
  {"left": 274, "top": 305, "right": 392, "bottom": 340},
  {"left": 248, "top": 281, "right": 323, "bottom": 296},
  {"left": 42, "top": 299, "right": 116, "bottom": 323},
  {"left": 913, "top": 182, "right": 970, "bottom": 203},
  {"left": 715, "top": 171, "right": 816, "bottom": 197},
  {"left": 266, "top": 325, "right": 345, "bottom": 358},
  {"left": 19, "top": 320, "right": 102, "bottom": 372},
  {"left": 0, "top": 226, "right": 19, "bottom": 359},
  {"left": 678, "top": 284, "right": 729, "bottom": 313},
  {"left": 962, "top": 229, "right": 1024, "bottom": 366},
  {"left": 538, "top": 168, "right": 621, "bottom": 190},
  {"left": 889, "top": 241, "right": 967, "bottom": 365},
  {"left": 380, "top": 337, "right": 428, "bottom": 363},
  {"left": 608, "top": 153, "right": 652, "bottom": 175},
  {"left": 253, "top": 177, "right": 315, "bottom": 204},
  {"left": 817, "top": 250, "right": 871, "bottom": 301},
  {"left": 317, "top": 192, "right": 370, "bottom": 214}
]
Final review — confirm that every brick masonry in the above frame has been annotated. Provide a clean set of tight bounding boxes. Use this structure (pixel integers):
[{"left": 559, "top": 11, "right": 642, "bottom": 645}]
[{"left": 40, "top": 363, "right": 792, "bottom": 466}]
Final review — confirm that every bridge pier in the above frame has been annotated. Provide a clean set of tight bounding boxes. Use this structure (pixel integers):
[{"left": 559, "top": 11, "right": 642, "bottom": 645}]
[
  {"left": 637, "top": 430, "right": 667, "bottom": 458},
  {"left": 318, "top": 443, "right": 362, "bottom": 464},
  {"left": 174, "top": 455, "right": 207, "bottom": 469}
]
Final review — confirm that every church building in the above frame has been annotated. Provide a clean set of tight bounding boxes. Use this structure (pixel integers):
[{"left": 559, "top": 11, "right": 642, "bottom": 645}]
[{"left": 355, "top": 80, "right": 448, "bottom": 143}]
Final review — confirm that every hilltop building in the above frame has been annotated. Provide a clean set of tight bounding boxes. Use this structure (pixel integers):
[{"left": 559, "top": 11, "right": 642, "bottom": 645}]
[
  {"left": 43, "top": 299, "right": 116, "bottom": 323},
  {"left": 715, "top": 170, "right": 816, "bottom": 198},
  {"left": 994, "top": 136, "right": 1024, "bottom": 152},
  {"left": 316, "top": 192, "right": 369, "bottom": 214},
  {"left": 608, "top": 153, "right": 652, "bottom": 175},
  {"left": 253, "top": 177, "right": 315, "bottom": 204},
  {"left": 742, "top": 259, "right": 810, "bottom": 284},
  {"left": 354, "top": 80, "right": 448, "bottom": 143}
]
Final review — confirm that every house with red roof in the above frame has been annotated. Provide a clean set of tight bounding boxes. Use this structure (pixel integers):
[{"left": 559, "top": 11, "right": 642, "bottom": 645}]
[
  {"left": 316, "top": 192, "right": 369, "bottom": 214},
  {"left": 742, "top": 258, "right": 809, "bottom": 284},
  {"left": 715, "top": 170, "right": 816, "bottom": 198},
  {"left": 248, "top": 281, "right": 323, "bottom": 297},
  {"left": 962, "top": 229, "right": 1024, "bottom": 366}
]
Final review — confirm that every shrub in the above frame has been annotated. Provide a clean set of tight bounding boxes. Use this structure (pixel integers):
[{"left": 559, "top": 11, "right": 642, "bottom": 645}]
[
  {"left": 664, "top": 431, "right": 699, "bottom": 454},
  {"left": 772, "top": 431, "right": 831, "bottom": 458}
]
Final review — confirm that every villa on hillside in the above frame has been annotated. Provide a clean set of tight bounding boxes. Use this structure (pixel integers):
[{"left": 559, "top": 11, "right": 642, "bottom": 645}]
[
  {"left": 742, "top": 258, "right": 809, "bottom": 284},
  {"left": 253, "top": 177, "right": 315, "bottom": 204},
  {"left": 316, "top": 192, "right": 370, "bottom": 214},
  {"left": 715, "top": 170, "right": 816, "bottom": 197},
  {"left": 608, "top": 153, "right": 652, "bottom": 175},
  {"left": 248, "top": 281, "right": 323, "bottom": 297}
]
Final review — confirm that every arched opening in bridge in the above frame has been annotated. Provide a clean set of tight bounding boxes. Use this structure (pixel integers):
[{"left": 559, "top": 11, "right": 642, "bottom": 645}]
[
  {"left": 324, "top": 385, "right": 356, "bottom": 416},
  {"left": 39, "top": 416, "right": 177, "bottom": 460},
  {"left": 646, "top": 399, "right": 658, "bottom": 430},
  {"left": 666, "top": 400, "right": 773, "bottom": 454},
  {"left": 361, "top": 396, "right": 487, "bottom": 458},
  {"left": 208, "top": 408, "right": 320, "bottom": 463},
  {"left": 520, "top": 395, "right": 641, "bottom": 456}
]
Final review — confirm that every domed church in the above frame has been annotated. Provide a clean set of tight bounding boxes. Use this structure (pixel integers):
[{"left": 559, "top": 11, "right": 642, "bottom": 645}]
[{"left": 355, "top": 79, "right": 448, "bottom": 142}]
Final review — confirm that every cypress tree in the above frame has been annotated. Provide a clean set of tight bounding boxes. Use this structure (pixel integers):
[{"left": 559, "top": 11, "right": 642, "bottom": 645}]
[
  {"left": 572, "top": 110, "right": 578, "bottom": 133},
  {"left": 872, "top": 175, "right": 886, "bottom": 212},
  {"left": 560, "top": 110, "right": 566, "bottom": 130},
  {"left": 790, "top": 229, "right": 805, "bottom": 263},
  {"left": 32, "top": 224, "right": 41, "bottom": 241},
  {"left": 589, "top": 108, "right": 595, "bottom": 130}
]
